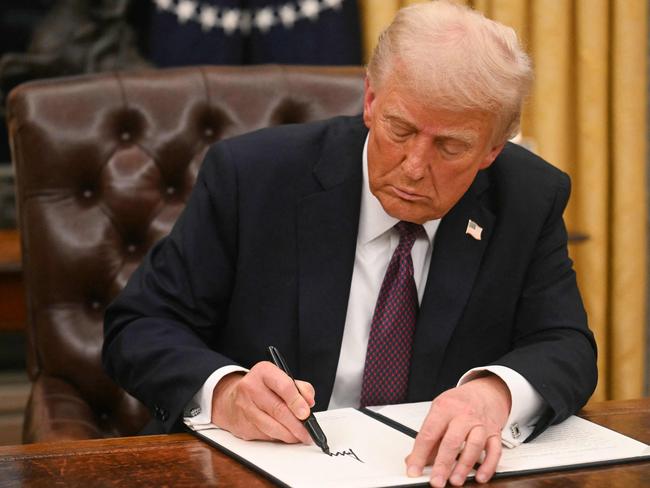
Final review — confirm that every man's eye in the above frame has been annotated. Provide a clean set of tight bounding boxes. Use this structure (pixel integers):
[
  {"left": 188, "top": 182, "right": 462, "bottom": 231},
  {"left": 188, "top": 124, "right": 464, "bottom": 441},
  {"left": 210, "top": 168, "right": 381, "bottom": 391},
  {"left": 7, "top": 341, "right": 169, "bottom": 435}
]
[
  {"left": 443, "top": 147, "right": 462, "bottom": 156},
  {"left": 440, "top": 142, "right": 467, "bottom": 157},
  {"left": 390, "top": 126, "right": 412, "bottom": 139}
]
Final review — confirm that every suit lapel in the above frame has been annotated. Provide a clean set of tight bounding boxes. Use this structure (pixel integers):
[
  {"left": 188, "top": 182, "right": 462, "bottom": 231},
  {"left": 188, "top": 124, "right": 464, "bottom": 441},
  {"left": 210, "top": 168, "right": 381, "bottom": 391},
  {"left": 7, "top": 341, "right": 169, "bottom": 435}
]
[
  {"left": 407, "top": 170, "right": 495, "bottom": 401},
  {"left": 297, "top": 117, "right": 367, "bottom": 410}
]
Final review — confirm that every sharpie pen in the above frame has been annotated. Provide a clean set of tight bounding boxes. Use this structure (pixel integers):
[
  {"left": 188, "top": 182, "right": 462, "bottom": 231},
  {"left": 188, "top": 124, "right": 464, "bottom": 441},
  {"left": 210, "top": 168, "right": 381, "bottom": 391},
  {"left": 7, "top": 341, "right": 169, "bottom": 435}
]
[{"left": 267, "top": 346, "right": 330, "bottom": 455}]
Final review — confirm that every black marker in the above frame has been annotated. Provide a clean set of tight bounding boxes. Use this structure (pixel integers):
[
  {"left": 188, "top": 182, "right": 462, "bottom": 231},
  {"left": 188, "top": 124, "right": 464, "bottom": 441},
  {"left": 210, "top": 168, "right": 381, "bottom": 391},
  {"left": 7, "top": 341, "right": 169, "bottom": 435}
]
[{"left": 267, "top": 346, "right": 330, "bottom": 455}]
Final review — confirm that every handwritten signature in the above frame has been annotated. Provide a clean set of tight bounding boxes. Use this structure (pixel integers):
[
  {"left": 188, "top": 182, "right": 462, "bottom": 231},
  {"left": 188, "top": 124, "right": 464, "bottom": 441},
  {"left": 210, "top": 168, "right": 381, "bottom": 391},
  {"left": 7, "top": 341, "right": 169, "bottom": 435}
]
[{"left": 328, "top": 448, "right": 364, "bottom": 463}]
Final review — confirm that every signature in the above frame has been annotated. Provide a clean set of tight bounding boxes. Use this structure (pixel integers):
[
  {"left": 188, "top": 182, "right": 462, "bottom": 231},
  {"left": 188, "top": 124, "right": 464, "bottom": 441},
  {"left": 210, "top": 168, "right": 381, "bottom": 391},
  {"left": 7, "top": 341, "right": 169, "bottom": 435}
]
[{"left": 328, "top": 448, "right": 364, "bottom": 463}]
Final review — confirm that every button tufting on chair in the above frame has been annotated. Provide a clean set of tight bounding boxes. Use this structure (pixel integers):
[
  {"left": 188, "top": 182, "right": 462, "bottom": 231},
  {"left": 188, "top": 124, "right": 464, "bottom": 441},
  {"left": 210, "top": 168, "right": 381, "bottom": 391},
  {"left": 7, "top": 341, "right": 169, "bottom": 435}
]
[{"left": 7, "top": 65, "right": 365, "bottom": 443}]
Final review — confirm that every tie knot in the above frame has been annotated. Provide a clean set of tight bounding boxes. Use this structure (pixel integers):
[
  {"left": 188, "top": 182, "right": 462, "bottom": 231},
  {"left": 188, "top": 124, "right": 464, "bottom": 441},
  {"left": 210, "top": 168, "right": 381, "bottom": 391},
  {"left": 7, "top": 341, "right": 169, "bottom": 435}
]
[{"left": 395, "top": 221, "right": 425, "bottom": 250}]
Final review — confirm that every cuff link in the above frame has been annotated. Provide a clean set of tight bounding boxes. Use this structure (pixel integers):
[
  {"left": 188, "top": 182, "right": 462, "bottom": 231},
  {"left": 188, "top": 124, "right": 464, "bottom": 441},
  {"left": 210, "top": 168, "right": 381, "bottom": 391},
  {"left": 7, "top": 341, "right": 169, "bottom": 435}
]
[
  {"left": 183, "top": 403, "right": 201, "bottom": 418},
  {"left": 510, "top": 423, "right": 521, "bottom": 439}
]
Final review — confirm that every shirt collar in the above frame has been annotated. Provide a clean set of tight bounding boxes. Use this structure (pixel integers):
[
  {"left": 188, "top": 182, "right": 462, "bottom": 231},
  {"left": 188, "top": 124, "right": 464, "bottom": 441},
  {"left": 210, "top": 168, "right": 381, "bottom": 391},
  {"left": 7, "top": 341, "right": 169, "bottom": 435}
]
[{"left": 359, "top": 133, "right": 440, "bottom": 246}]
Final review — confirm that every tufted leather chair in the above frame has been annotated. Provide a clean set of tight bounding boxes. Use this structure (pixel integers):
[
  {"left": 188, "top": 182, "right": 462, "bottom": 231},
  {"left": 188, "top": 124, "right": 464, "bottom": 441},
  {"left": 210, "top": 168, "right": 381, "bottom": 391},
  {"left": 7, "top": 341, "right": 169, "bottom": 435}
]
[{"left": 7, "top": 65, "right": 365, "bottom": 443}]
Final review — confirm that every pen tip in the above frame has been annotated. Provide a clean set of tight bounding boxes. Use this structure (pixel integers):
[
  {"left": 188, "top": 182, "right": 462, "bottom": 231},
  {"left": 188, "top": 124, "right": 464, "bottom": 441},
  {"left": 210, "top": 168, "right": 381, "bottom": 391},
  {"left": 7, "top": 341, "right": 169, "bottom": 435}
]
[{"left": 323, "top": 446, "right": 331, "bottom": 455}]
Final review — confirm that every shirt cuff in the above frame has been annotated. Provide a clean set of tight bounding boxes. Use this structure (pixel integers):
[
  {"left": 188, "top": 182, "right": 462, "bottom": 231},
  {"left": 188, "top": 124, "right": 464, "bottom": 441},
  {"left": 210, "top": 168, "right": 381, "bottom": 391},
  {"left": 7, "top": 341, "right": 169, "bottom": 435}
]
[
  {"left": 458, "top": 365, "right": 545, "bottom": 448},
  {"left": 183, "top": 365, "right": 248, "bottom": 430}
]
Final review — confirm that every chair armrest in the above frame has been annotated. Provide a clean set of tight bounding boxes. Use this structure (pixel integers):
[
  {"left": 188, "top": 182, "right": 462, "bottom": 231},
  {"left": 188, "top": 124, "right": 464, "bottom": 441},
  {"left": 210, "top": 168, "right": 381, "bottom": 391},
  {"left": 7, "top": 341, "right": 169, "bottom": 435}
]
[{"left": 22, "top": 375, "right": 104, "bottom": 443}]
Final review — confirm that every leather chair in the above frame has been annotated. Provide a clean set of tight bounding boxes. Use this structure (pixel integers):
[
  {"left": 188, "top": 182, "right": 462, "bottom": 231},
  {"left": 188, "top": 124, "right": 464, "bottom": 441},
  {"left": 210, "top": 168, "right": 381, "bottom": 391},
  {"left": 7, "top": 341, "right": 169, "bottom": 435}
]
[{"left": 7, "top": 65, "right": 365, "bottom": 443}]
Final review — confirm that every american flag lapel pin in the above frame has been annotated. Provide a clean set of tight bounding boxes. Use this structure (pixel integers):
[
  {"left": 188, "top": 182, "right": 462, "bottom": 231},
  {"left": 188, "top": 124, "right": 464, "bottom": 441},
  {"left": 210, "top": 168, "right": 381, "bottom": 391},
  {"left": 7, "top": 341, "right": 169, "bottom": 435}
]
[{"left": 466, "top": 219, "right": 483, "bottom": 240}]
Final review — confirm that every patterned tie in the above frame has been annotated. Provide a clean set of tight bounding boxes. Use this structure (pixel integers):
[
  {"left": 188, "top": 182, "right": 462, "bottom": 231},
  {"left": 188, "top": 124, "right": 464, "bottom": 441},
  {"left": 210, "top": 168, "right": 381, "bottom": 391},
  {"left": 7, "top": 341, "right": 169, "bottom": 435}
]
[{"left": 360, "top": 221, "right": 425, "bottom": 407}]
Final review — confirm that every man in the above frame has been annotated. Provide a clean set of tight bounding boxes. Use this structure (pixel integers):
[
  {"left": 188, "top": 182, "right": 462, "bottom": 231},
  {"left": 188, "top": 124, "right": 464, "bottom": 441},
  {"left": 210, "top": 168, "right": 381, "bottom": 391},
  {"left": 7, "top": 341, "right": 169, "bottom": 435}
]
[{"left": 103, "top": 1, "right": 597, "bottom": 486}]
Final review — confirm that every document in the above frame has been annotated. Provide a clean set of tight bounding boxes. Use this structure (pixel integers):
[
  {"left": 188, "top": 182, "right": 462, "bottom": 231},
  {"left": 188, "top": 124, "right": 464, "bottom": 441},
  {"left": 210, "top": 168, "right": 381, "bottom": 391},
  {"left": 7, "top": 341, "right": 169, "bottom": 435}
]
[
  {"left": 189, "top": 402, "right": 650, "bottom": 488},
  {"left": 372, "top": 402, "right": 650, "bottom": 476},
  {"left": 193, "top": 408, "right": 431, "bottom": 488}
]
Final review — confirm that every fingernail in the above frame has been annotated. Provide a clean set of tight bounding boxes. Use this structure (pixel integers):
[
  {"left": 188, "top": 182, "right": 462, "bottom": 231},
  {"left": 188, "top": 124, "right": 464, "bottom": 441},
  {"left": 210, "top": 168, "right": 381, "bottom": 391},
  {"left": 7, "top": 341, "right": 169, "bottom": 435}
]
[
  {"left": 476, "top": 473, "right": 487, "bottom": 483},
  {"left": 450, "top": 474, "right": 463, "bottom": 485},
  {"left": 407, "top": 465, "right": 421, "bottom": 477},
  {"left": 432, "top": 475, "right": 446, "bottom": 487}
]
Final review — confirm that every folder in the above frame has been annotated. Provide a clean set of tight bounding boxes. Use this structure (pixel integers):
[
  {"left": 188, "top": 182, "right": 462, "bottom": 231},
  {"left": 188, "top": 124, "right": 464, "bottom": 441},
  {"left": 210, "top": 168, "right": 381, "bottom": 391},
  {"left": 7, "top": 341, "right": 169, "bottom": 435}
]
[{"left": 188, "top": 401, "right": 650, "bottom": 488}]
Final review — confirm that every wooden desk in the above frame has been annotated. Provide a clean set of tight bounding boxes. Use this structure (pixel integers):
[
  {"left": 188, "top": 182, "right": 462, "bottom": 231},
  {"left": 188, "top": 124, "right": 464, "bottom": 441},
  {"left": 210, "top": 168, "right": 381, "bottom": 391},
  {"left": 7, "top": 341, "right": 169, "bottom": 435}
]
[
  {"left": 0, "top": 399, "right": 649, "bottom": 487},
  {"left": 0, "top": 229, "right": 25, "bottom": 332}
]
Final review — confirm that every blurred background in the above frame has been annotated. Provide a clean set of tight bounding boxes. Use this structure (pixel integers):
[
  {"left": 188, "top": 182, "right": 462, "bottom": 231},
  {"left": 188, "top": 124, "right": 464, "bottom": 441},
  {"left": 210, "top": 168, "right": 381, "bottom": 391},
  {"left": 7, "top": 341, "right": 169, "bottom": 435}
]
[{"left": 0, "top": 0, "right": 647, "bottom": 445}]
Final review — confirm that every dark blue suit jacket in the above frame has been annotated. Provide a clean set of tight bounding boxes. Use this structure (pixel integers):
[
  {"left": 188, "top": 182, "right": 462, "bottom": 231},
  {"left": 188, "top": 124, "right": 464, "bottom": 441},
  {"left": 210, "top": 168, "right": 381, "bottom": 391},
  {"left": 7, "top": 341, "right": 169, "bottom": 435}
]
[{"left": 103, "top": 115, "right": 597, "bottom": 436}]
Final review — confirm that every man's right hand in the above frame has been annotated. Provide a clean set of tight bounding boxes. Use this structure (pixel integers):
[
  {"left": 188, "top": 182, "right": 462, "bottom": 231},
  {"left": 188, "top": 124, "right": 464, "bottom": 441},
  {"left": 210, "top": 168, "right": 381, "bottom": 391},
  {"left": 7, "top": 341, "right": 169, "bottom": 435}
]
[{"left": 211, "top": 361, "right": 315, "bottom": 444}]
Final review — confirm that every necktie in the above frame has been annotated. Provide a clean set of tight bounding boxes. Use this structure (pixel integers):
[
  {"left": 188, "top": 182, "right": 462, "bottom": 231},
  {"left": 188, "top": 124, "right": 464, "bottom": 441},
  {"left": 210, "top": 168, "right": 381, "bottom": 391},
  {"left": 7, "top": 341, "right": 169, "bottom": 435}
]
[{"left": 360, "top": 221, "right": 425, "bottom": 407}]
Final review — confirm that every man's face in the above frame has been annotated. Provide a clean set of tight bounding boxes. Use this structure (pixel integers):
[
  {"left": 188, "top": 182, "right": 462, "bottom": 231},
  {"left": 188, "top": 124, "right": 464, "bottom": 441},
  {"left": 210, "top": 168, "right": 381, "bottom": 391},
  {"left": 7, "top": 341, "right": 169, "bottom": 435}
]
[{"left": 363, "top": 77, "right": 505, "bottom": 224}]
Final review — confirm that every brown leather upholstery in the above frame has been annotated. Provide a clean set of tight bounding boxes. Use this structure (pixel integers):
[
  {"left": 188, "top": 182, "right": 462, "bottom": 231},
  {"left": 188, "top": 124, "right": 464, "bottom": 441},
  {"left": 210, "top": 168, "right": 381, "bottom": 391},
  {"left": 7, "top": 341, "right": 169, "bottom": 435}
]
[{"left": 7, "top": 65, "right": 365, "bottom": 443}]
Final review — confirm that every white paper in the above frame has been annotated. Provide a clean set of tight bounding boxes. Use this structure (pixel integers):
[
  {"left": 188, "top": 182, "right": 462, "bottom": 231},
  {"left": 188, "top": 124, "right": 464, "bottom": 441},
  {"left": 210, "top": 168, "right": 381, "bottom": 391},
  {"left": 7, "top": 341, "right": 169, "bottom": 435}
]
[
  {"left": 496, "top": 416, "right": 650, "bottom": 472},
  {"left": 372, "top": 402, "right": 650, "bottom": 474},
  {"left": 196, "top": 408, "right": 430, "bottom": 488},
  {"left": 194, "top": 403, "right": 650, "bottom": 487},
  {"left": 370, "top": 401, "right": 431, "bottom": 431}
]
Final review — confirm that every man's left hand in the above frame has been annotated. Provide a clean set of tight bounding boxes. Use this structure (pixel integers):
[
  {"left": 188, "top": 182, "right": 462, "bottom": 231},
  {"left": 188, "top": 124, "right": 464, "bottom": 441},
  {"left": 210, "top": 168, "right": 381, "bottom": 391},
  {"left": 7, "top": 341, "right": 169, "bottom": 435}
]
[{"left": 404, "top": 374, "right": 511, "bottom": 487}]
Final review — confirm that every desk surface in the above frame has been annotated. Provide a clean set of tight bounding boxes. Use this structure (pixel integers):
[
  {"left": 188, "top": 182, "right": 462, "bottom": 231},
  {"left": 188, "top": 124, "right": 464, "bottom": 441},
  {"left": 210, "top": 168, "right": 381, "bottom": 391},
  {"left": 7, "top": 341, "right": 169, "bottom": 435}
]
[{"left": 1, "top": 399, "right": 649, "bottom": 487}]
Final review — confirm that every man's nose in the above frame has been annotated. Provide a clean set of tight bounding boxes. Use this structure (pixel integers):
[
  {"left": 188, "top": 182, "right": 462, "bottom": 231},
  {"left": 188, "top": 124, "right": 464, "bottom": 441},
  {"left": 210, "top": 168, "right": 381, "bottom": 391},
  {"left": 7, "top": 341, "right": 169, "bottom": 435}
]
[{"left": 401, "top": 140, "right": 431, "bottom": 180}]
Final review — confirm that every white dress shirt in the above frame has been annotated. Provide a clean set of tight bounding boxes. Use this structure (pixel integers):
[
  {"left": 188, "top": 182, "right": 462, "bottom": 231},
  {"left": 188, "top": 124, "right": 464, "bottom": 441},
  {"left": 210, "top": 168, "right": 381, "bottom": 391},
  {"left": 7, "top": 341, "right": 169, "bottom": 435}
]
[{"left": 186, "top": 135, "right": 544, "bottom": 447}]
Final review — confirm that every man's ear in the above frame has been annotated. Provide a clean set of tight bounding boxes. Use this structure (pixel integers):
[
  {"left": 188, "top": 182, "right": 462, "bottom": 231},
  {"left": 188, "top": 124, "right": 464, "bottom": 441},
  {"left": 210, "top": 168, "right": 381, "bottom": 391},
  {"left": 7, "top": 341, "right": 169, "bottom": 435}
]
[
  {"left": 479, "top": 142, "right": 506, "bottom": 170},
  {"left": 363, "top": 77, "right": 376, "bottom": 128}
]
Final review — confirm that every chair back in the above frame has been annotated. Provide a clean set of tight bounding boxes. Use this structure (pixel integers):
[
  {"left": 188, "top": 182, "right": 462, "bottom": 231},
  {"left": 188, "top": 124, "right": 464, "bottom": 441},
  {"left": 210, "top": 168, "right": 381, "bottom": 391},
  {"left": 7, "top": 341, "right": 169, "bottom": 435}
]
[{"left": 7, "top": 65, "right": 365, "bottom": 442}]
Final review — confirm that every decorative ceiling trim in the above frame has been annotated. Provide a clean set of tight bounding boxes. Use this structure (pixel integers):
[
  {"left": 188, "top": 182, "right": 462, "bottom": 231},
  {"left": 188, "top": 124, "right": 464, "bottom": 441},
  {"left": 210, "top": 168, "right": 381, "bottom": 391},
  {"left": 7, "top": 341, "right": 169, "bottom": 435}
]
[{"left": 153, "top": 0, "right": 345, "bottom": 35}]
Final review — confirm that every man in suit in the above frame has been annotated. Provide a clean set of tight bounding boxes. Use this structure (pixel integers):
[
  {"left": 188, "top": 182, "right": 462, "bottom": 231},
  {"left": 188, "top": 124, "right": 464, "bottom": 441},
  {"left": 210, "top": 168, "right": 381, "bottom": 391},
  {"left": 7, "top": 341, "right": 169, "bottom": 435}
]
[{"left": 103, "top": 1, "right": 597, "bottom": 486}]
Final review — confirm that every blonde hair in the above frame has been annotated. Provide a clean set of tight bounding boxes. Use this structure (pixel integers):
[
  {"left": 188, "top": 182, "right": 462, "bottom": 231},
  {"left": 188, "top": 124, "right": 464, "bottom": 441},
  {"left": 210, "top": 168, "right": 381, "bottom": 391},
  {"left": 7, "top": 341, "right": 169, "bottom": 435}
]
[{"left": 367, "top": 0, "right": 533, "bottom": 141}]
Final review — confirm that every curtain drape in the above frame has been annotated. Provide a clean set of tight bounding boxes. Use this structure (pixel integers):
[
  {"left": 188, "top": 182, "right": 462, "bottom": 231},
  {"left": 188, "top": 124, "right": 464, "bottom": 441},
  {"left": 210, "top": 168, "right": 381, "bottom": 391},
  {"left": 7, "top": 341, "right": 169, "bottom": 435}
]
[{"left": 358, "top": 0, "right": 648, "bottom": 401}]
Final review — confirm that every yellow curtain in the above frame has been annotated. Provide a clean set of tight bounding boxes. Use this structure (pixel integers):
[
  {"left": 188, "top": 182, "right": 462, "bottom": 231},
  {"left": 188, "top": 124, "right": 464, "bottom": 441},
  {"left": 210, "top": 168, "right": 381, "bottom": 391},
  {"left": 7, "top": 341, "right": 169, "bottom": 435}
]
[{"left": 358, "top": 0, "right": 648, "bottom": 401}]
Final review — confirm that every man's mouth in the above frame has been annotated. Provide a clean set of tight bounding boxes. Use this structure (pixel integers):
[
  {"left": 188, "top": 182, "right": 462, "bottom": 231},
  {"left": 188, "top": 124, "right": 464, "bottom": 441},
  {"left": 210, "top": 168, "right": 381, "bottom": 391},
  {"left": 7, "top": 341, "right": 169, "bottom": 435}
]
[{"left": 391, "top": 186, "right": 426, "bottom": 202}]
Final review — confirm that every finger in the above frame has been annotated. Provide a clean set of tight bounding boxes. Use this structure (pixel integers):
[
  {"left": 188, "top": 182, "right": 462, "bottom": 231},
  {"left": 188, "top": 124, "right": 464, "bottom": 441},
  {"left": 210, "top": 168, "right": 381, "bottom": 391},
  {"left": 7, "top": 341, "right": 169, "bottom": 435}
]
[
  {"left": 236, "top": 364, "right": 311, "bottom": 443},
  {"left": 242, "top": 400, "right": 302, "bottom": 443},
  {"left": 239, "top": 421, "right": 273, "bottom": 442},
  {"left": 449, "top": 425, "right": 487, "bottom": 486},
  {"left": 475, "top": 434, "right": 502, "bottom": 484},
  {"left": 405, "top": 413, "right": 448, "bottom": 477},
  {"left": 229, "top": 403, "right": 273, "bottom": 442},
  {"left": 295, "top": 380, "right": 316, "bottom": 407},
  {"left": 252, "top": 388, "right": 312, "bottom": 444},
  {"left": 261, "top": 363, "right": 312, "bottom": 420},
  {"left": 429, "top": 417, "right": 477, "bottom": 488}
]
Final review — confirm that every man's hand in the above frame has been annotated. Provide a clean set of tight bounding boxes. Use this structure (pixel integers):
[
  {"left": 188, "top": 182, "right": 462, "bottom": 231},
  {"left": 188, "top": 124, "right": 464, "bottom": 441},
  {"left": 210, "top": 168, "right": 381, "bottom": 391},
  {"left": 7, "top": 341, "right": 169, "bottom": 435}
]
[
  {"left": 405, "top": 374, "right": 511, "bottom": 487},
  {"left": 211, "top": 361, "right": 315, "bottom": 444}
]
